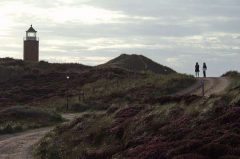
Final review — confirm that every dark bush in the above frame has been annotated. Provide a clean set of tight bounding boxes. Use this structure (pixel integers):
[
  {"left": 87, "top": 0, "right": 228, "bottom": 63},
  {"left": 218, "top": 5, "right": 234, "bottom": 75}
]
[
  {"left": 70, "top": 102, "right": 108, "bottom": 112},
  {"left": 173, "top": 153, "right": 209, "bottom": 159},
  {"left": 198, "top": 143, "right": 230, "bottom": 158},
  {"left": 106, "top": 104, "right": 119, "bottom": 114},
  {"left": 168, "top": 140, "right": 203, "bottom": 157},
  {"left": 219, "top": 156, "right": 240, "bottom": 159}
]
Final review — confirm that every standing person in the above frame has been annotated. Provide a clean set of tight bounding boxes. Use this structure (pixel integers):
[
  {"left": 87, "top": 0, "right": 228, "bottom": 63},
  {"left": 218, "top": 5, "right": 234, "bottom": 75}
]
[
  {"left": 195, "top": 62, "right": 200, "bottom": 77},
  {"left": 203, "top": 62, "right": 207, "bottom": 78}
]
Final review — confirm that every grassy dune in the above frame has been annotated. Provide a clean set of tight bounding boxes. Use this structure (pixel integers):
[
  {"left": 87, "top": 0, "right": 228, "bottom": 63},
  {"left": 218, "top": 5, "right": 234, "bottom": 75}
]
[
  {"left": 34, "top": 73, "right": 198, "bottom": 159},
  {"left": 0, "top": 106, "right": 63, "bottom": 134},
  {"left": 33, "top": 70, "right": 195, "bottom": 113},
  {"left": 34, "top": 72, "right": 240, "bottom": 159}
]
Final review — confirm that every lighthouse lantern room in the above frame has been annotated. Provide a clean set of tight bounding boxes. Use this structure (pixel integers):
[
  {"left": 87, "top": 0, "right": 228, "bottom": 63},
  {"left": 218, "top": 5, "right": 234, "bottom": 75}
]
[{"left": 23, "top": 25, "right": 39, "bottom": 62}]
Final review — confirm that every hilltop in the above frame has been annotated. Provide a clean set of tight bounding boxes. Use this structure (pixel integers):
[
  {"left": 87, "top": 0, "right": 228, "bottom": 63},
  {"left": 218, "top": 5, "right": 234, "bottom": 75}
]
[{"left": 100, "top": 54, "right": 176, "bottom": 74}]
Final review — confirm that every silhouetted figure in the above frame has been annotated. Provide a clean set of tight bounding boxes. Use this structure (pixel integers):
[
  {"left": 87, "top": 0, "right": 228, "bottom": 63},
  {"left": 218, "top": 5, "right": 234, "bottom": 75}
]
[
  {"left": 195, "top": 62, "right": 200, "bottom": 77},
  {"left": 203, "top": 62, "right": 207, "bottom": 78}
]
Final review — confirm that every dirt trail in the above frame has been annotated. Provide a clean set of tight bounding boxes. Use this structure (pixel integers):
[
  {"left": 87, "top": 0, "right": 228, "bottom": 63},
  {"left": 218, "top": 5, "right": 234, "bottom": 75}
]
[
  {"left": 176, "top": 77, "right": 230, "bottom": 97},
  {"left": 0, "top": 113, "right": 81, "bottom": 159}
]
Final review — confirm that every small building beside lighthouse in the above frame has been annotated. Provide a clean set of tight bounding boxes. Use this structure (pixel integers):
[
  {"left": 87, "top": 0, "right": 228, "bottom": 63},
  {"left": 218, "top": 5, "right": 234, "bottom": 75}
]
[{"left": 23, "top": 25, "right": 39, "bottom": 62}]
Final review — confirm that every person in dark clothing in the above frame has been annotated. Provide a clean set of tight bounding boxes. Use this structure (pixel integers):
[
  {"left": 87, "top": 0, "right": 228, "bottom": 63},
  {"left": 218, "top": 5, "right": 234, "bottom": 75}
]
[
  {"left": 203, "top": 62, "right": 207, "bottom": 78},
  {"left": 195, "top": 62, "right": 200, "bottom": 77}
]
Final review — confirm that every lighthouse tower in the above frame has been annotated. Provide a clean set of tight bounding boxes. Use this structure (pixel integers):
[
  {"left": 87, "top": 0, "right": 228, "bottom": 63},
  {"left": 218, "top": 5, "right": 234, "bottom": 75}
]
[{"left": 23, "top": 25, "right": 39, "bottom": 62}]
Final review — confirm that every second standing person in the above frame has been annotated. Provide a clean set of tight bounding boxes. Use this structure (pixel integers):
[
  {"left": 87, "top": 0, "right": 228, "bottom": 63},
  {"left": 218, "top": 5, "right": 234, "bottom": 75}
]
[{"left": 203, "top": 62, "right": 207, "bottom": 78}]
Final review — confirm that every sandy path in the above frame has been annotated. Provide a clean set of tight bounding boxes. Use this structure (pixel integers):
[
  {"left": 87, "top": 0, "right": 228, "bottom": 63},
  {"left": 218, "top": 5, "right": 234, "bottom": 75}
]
[
  {"left": 0, "top": 113, "right": 80, "bottom": 159},
  {"left": 176, "top": 77, "right": 230, "bottom": 97}
]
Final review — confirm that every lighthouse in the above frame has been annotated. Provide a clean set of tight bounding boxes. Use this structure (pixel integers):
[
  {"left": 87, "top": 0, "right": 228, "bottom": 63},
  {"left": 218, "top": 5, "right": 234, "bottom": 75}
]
[{"left": 23, "top": 25, "right": 39, "bottom": 62}]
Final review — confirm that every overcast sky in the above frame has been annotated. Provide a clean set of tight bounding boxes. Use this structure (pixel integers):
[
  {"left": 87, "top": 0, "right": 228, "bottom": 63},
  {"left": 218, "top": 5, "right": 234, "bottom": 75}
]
[{"left": 0, "top": 0, "right": 240, "bottom": 76}]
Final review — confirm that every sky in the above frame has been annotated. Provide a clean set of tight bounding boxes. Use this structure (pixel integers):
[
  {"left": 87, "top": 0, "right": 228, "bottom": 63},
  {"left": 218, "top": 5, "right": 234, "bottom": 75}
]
[{"left": 0, "top": 0, "right": 240, "bottom": 76}]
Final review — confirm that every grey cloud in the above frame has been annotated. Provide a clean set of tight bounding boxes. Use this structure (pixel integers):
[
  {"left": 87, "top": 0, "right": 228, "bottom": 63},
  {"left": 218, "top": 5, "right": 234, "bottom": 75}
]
[{"left": 1, "top": 0, "right": 240, "bottom": 76}]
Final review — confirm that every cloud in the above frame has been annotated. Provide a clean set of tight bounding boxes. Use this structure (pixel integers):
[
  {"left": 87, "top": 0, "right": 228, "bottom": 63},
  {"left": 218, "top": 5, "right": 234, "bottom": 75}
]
[
  {"left": 166, "top": 57, "right": 181, "bottom": 67},
  {"left": 47, "top": 5, "right": 125, "bottom": 25},
  {"left": 0, "top": 0, "right": 240, "bottom": 76},
  {"left": 42, "top": 55, "right": 111, "bottom": 65}
]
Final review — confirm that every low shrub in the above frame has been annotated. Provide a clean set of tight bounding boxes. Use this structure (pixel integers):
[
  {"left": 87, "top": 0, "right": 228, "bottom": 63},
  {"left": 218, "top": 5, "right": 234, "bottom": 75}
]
[
  {"left": 69, "top": 102, "right": 108, "bottom": 112},
  {"left": 0, "top": 106, "right": 63, "bottom": 134}
]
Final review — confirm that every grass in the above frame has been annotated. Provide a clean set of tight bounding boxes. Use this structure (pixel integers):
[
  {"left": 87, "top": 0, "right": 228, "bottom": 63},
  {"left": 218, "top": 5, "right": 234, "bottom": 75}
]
[
  {"left": 34, "top": 72, "right": 240, "bottom": 159},
  {"left": 31, "top": 71, "right": 195, "bottom": 113},
  {"left": 3, "top": 56, "right": 240, "bottom": 158},
  {"left": 34, "top": 112, "right": 116, "bottom": 159},
  {"left": 82, "top": 72, "right": 195, "bottom": 99},
  {"left": 0, "top": 57, "right": 196, "bottom": 114},
  {"left": 32, "top": 70, "right": 197, "bottom": 158},
  {"left": 0, "top": 106, "right": 63, "bottom": 134},
  {"left": 221, "top": 71, "right": 240, "bottom": 106},
  {"left": 34, "top": 101, "right": 194, "bottom": 158}
]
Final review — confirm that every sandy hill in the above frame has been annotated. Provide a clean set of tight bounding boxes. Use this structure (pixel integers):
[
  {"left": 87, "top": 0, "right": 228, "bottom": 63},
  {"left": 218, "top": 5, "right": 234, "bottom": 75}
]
[{"left": 100, "top": 54, "right": 176, "bottom": 74}]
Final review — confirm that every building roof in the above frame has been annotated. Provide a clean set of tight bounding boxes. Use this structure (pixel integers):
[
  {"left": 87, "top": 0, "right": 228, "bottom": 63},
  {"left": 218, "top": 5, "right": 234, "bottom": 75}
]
[{"left": 26, "top": 25, "right": 37, "bottom": 33}]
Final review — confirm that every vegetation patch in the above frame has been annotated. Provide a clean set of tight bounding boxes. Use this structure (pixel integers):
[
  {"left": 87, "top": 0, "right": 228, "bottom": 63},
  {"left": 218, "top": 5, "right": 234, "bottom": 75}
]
[
  {"left": 34, "top": 72, "right": 240, "bottom": 158},
  {"left": 0, "top": 106, "right": 63, "bottom": 134}
]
